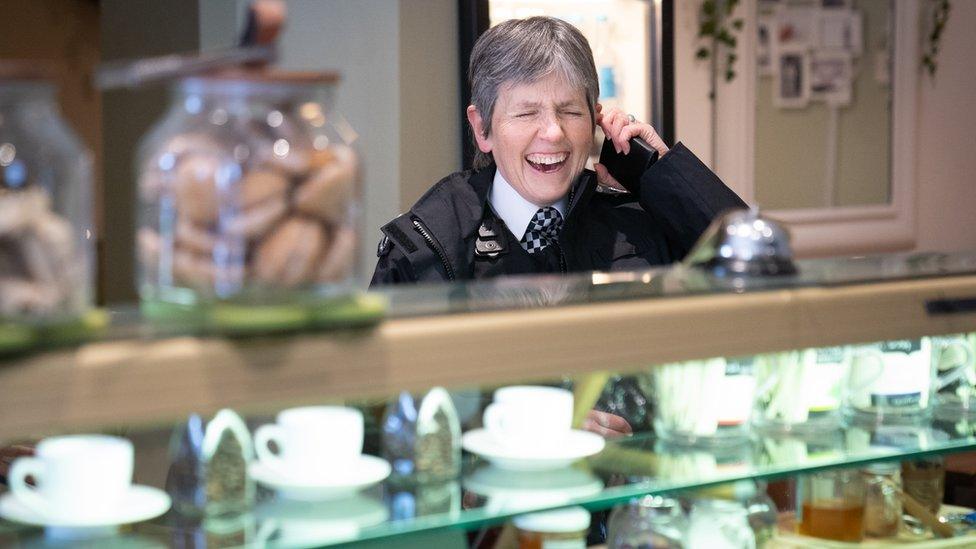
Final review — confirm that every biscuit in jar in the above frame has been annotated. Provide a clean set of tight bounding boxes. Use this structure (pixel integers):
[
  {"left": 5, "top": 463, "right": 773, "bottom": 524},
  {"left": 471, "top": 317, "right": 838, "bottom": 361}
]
[
  {"left": 173, "top": 154, "right": 224, "bottom": 226},
  {"left": 252, "top": 216, "right": 329, "bottom": 288},
  {"left": 293, "top": 145, "right": 357, "bottom": 224},
  {"left": 315, "top": 226, "right": 356, "bottom": 283}
]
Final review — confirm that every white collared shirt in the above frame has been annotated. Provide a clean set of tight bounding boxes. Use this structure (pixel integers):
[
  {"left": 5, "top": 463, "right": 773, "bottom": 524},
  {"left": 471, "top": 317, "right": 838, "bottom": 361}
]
[{"left": 488, "top": 169, "right": 567, "bottom": 240}]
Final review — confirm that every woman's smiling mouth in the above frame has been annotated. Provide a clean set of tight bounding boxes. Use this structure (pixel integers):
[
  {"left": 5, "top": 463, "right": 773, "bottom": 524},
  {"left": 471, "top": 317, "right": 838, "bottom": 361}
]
[{"left": 525, "top": 152, "right": 568, "bottom": 174}]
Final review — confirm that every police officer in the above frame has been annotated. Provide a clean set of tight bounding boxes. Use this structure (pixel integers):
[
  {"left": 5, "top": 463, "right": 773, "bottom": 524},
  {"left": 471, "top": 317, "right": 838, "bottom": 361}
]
[{"left": 371, "top": 16, "right": 745, "bottom": 289}]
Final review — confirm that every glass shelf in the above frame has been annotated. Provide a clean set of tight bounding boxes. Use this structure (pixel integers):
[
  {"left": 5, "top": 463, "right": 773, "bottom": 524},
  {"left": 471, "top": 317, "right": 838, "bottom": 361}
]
[
  {"left": 3, "top": 415, "right": 976, "bottom": 547},
  {"left": 7, "top": 250, "right": 976, "bottom": 347}
]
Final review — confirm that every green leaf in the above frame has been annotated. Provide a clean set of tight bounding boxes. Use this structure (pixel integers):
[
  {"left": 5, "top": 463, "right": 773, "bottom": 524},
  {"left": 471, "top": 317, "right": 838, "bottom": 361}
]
[
  {"left": 696, "top": 47, "right": 710, "bottom": 59},
  {"left": 732, "top": 19, "right": 744, "bottom": 31}
]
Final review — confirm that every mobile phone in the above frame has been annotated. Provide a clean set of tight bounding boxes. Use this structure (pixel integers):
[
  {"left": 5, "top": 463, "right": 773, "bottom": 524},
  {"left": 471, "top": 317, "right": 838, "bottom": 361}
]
[{"left": 598, "top": 137, "right": 659, "bottom": 192}]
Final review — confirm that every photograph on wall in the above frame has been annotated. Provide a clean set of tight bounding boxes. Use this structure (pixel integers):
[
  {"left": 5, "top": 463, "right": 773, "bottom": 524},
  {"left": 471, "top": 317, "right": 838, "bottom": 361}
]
[
  {"left": 819, "top": 9, "right": 862, "bottom": 55},
  {"left": 810, "top": 50, "right": 853, "bottom": 106},
  {"left": 758, "top": 16, "right": 774, "bottom": 75},
  {"left": 774, "top": 45, "right": 811, "bottom": 109},
  {"left": 774, "top": 6, "right": 819, "bottom": 49}
]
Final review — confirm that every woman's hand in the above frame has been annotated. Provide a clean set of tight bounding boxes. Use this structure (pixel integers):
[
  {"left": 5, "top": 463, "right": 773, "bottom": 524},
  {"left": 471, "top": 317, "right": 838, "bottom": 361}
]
[
  {"left": 582, "top": 409, "right": 633, "bottom": 438},
  {"left": 594, "top": 104, "right": 669, "bottom": 191},
  {"left": 0, "top": 445, "right": 35, "bottom": 484}
]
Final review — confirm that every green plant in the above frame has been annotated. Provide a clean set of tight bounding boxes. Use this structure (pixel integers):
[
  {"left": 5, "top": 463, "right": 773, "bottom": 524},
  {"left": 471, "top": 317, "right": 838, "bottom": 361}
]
[
  {"left": 922, "top": 0, "right": 951, "bottom": 76},
  {"left": 696, "top": 0, "right": 744, "bottom": 83}
]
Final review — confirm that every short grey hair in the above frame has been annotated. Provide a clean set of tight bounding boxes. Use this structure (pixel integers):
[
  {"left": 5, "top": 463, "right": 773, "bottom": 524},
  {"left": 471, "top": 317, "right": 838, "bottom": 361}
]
[{"left": 468, "top": 16, "right": 599, "bottom": 169}]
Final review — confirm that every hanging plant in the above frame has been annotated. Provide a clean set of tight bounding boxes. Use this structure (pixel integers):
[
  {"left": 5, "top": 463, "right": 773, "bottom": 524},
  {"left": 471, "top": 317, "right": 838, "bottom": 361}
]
[
  {"left": 696, "top": 0, "right": 744, "bottom": 83},
  {"left": 922, "top": 0, "right": 951, "bottom": 76}
]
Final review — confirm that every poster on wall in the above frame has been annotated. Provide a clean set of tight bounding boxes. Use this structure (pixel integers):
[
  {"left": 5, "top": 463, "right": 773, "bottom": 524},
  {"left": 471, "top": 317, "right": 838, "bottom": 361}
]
[
  {"left": 773, "top": 45, "right": 811, "bottom": 109},
  {"left": 810, "top": 50, "right": 853, "bottom": 106}
]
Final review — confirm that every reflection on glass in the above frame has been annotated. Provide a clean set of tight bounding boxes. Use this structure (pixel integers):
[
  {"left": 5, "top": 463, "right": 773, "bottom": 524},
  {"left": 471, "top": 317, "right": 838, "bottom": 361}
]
[
  {"left": 687, "top": 497, "right": 756, "bottom": 548},
  {"left": 386, "top": 479, "right": 461, "bottom": 521},
  {"left": 760, "top": 430, "right": 845, "bottom": 468},
  {"left": 607, "top": 495, "right": 686, "bottom": 549},
  {"left": 253, "top": 495, "right": 388, "bottom": 547},
  {"left": 463, "top": 465, "right": 602, "bottom": 514}
]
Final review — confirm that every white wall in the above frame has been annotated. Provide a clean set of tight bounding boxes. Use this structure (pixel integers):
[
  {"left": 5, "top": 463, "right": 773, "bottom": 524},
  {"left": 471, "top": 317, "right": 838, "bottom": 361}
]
[
  {"left": 398, "top": 1, "right": 461, "bottom": 210},
  {"left": 673, "top": 0, "right": 713, "bottom": 166},
  {"left": 914, "top": 0, "right": 976, "bottom": 253}
]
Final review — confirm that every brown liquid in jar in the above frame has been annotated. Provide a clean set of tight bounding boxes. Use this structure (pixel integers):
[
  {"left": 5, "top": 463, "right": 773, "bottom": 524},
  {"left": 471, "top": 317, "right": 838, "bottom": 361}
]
[{"left": 799, "top": 499, "right": 865, "bottom": 542}]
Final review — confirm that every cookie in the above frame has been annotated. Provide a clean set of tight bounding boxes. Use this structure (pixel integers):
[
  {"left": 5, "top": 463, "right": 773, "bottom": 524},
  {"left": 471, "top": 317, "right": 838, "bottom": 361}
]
[
  {"left": 0, "top": 187, "right": 50, "bottom": 236},
  {"left": 137, "top": 227, "right": 162, "bottom": 272},
  {"left": 0, "top": 277, "right": 59, "bottom": 317},
  {"left": 293, "top": 145, "right": 357, "bottom": 224},
  {"left": 172, "top": 248, "right": 216, "bottom": 288},
  {"left": 175, "top": 217, "right": 217, "bottom": 255},
  {"left": 316, "top": 226, "right": 356, "bottom": 282},
  {"left": 240, "top": 169, "right": 289, "bottom": 209},
  {"left": 173, "top": 154, "right": 223, "bottom": 225},
  {"left": 222, "top": 196, "right": 288, "bottom": 240},
  {"left": 252, "top": 216, "right": 328, "bottom": 287}
]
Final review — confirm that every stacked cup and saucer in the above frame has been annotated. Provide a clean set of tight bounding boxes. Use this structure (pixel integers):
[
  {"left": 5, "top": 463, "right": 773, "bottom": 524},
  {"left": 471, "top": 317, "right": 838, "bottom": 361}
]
[
  {"left": 461, "top": 386, "right": 605, "bottom": 471},
  {"left": 0, "top": 435, "right": 171, "bottom": 539},
  {"left": 249, "top": 406, "right": 391, "bottom": 501},
  {"left": 249, "top": 406, "right": 391, "bottom": 547}
]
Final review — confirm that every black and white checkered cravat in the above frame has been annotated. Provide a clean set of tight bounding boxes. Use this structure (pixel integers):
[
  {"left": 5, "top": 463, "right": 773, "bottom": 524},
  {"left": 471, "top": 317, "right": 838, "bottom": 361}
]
[{"left": 520, "top": 206, "right": 563, "bottom": 254}]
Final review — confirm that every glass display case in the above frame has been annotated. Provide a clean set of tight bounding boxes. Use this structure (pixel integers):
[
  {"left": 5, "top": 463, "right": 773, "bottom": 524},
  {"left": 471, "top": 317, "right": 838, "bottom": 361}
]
[
  {"left": 0, "top": 63, "right": 96, "bottom": 346},
  {"left": 2, "top": 251, "right": 976, "bottom": 546},
  {"left": 136, "top": 70, "right": 362, "bottom": 333}
]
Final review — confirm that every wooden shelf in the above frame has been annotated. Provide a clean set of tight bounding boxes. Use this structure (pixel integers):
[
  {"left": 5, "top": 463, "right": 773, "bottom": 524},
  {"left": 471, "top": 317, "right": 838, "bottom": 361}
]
[{"left": 3, "top": 274, "right": 976, "bottom": 440}]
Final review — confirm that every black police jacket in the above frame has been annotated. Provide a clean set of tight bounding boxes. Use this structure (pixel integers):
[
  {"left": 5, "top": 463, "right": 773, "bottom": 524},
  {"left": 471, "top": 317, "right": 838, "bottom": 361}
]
[{"left": 370, "top": 142, "right": 746, "bottom": 286}]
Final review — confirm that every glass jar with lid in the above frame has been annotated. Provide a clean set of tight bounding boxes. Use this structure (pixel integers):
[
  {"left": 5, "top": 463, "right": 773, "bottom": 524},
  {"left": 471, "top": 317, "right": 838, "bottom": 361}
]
[
  {"left": 861, "top": 461, "right": 902, "bottom": 538},
  {"left": 607, "top": 495, "right": 686, "bottom": 548},
  {"left": 136, "top": 70, "right": 361, "bottom": 330},
  {"left": 0, "top": 63, "right": 94, "bottom": 342}
]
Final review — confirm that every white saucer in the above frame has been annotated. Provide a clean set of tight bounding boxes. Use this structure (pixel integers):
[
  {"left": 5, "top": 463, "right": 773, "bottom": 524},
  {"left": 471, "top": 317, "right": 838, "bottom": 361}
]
[
  {"left": 461, "top": 429, "right": 605, "bottom": 471},
  {"left": 250, "top": 454, "right": 392, "bottom": 501},
  {"left": 0, "top": 485, "right": 171, "bottom": 528}
]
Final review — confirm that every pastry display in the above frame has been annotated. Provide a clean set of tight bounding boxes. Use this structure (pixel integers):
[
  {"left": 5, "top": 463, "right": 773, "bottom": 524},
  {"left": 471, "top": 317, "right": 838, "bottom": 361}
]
[
  {"left": 136, "top": 72, "right": 361, "bottom": 314},
  {"left": 139, "top": 140, "right": 357, "bottom": 293}
]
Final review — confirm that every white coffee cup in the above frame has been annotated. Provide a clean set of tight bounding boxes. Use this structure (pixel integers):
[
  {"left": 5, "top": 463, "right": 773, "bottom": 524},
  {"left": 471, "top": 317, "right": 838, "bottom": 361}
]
[
  {"left": 9, "top": 434, "right": 134, "bottom": 520},
  {"left": 483, "top": 386, "right": 573, "bottom": 448},
  {"left": 254, "top": 406, "right": 364, "bottom": 478}
]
